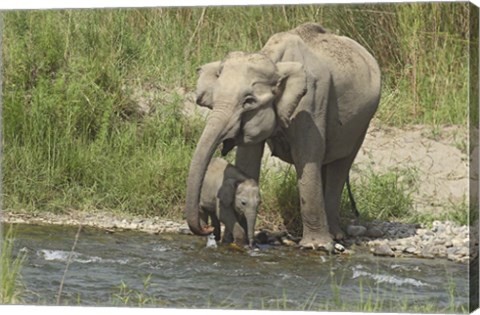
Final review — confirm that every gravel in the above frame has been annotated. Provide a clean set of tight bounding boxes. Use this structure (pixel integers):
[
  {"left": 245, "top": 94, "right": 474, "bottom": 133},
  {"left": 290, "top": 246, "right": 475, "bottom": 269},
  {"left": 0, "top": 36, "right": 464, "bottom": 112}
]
[{"left": 353, "top": 220, "right": 478, "bottom": 264}]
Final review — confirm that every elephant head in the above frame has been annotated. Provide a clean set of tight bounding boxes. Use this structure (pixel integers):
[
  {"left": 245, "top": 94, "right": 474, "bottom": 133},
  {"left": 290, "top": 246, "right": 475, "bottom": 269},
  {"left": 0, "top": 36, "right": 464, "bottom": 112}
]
[
  {"left": 218, "top": 178, "right": 260, "bottom": 247},
  {"left": 185, "top": 51, "right": 307, "bottom": 236}
]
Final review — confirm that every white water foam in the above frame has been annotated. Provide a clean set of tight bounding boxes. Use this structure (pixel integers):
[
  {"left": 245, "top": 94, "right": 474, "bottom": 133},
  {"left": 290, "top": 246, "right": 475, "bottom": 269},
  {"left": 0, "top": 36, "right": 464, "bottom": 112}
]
[
  {"left": 39, "top": 249, "right": 71, "bottom": 262},
  {"left": 390, "top": 264, "right": 421, "bottom": 272},
  {"left": 152, "top": 245, "right": 170, "bottom": 252},
  {"left": 38, "top": 249, "right": 128, "bottom": 265},
  {"left": 352, "top": 269, "right": 429, "bottom": 287}
]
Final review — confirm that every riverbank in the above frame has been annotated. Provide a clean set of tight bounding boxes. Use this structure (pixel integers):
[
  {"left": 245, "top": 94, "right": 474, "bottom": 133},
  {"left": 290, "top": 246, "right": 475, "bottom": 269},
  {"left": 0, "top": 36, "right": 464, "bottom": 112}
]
[
  {"left": 2, "top": 210, "right": 476, "bottom": 264},
  {"left": 2, "top": 100, "right": 477, "bottom": 265}
]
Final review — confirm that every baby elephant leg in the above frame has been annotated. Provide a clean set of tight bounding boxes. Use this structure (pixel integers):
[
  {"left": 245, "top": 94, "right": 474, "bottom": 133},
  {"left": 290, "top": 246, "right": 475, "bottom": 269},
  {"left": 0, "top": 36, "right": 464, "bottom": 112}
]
[
  {"left": 218, "top": 202, "right": 246, "bottom": 245},
  {"left": 210, "top": 214, "right": 221, "bottom": 241}
]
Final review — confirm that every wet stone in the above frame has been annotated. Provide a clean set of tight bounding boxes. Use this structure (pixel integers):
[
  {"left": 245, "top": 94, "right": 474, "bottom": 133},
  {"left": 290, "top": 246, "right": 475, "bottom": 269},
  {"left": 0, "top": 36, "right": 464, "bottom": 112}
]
[
  {"left": 347, "top": 225, "right": 367, "bottom": 237},
  {"left": 404, "top": 246, "right": 416, "bottom": 254},
  {"left": 179, "top": 228, "right": 193, "bottom": 235},
  {"left": 431, "top": 245, "right": 447, "bottom": 257},
  {"left": 365, "top": 227, "right": 384, "bottom": 238},
  {"left": 371, "top": 244, "right": 395, "bottom": 257},
  {"left": 419, "top": 249, "right": 435, "bottom": 259}
]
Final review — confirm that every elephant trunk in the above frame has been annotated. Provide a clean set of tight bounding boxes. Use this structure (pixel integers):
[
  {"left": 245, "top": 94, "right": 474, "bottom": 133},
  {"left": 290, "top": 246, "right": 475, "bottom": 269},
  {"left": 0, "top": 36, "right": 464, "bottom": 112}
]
[
  {"left": 245, "top": 210, "right": 257, "bottom": 248},
  {"left": 185, "top": 111, "right": 230, "bottom": 236}
]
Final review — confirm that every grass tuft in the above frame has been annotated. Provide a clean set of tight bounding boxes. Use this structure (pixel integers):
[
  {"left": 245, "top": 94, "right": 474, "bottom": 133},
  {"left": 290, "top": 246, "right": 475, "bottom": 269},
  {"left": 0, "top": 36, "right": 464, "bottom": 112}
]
[
  {"left": 342, "top": 169, "right": 416, "bottom": 222},
  {"left": 0, "top": 226, "right": 26, "bottom": 304}
]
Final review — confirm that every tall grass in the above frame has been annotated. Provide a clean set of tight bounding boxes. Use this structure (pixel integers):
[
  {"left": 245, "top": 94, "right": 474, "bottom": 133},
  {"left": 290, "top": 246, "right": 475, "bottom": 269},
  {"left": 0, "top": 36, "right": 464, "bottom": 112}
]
[
  {"left": 2, "top": 4, "right": 471, "bottom": 217},
  {"left": 0, "top": 226, "right": 25, "bottom": 304},
  {"left": 322, "top": 3, "right": 470, "bottom": 125}
]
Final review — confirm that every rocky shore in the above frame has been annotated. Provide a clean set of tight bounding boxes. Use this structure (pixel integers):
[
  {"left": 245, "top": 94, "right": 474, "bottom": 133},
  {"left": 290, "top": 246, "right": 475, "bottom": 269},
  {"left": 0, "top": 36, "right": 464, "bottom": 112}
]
[
  {"left": 2, "top": 210, "right": 476, "bottom": 264},
  {"left": 343, "top": 220, "right": 477, "bottom": 264}
]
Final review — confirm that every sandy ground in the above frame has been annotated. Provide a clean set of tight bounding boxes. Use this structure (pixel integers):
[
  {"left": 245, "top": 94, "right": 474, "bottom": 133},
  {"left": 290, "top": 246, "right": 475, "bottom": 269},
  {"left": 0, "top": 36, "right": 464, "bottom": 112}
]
[{"left": 346, "top": 122, "right": 471, "bottom": 215}]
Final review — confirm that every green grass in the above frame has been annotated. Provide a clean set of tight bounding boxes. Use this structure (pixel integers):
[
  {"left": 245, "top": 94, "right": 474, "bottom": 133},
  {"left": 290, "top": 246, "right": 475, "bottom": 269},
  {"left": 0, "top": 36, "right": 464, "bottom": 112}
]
[
  {"left": 257, "top": 166, "right": 418, "bottom": 233},
  {"left": 342, "top": 169, "right": 417, "bottom": 222},
  {"left": 258, "top": 166, "right": 301, "bottom": 234},
  {"left": 0, "top": 226, "right": 26, "bottom": 304},
  {"left": 1, "top": 4, "right": 471, "bottom": 219},
  {"left": 107, "top": 272, "right": 466, "bottom": 313},
  {"left": 412, "top": 199, "right": 475, "bottom": 228},
  {"left": 258, "top": 164, "right": 472, "bottom": 230}
]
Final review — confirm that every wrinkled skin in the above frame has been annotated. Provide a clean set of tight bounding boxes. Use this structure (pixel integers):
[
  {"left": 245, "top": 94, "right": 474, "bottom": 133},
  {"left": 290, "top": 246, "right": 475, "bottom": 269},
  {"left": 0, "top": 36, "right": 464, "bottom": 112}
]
[
  {"left": 200, "top": 158, "right": 260, "bottom": 247},
  {"left": 185, "top": 23, "right": 381, "bottom": 250}
]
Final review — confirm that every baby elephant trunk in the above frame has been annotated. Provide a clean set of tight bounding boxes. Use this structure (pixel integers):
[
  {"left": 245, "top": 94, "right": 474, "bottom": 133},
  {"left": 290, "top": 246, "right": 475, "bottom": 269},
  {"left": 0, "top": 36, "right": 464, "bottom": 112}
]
[{"left": 245, "top": 209, "right": 257, "bottom": 248}]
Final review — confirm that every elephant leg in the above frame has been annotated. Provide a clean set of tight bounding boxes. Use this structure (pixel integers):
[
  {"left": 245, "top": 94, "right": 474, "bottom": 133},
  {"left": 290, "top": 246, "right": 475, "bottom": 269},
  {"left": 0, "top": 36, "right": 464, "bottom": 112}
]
[
  {"left": 222, "top": 228, "right": 233, "bottom": 244},
  {"left": 222, "top": 223, "right": 246, "bottom": 244},
  {"left": 235, "top": 142, "right": 265, "bottom": 182},
  {"left": 323, "top": 132, "right": 366, "bottom": 240},
  {"left": 323, "top": 156, "right": 356, "bottom": 240},
  {"left": 295, "top": 161, "right": 333, "bottom": 250},
  {"left": 218, "top": 203, "right": 246, "bottom": 245}
]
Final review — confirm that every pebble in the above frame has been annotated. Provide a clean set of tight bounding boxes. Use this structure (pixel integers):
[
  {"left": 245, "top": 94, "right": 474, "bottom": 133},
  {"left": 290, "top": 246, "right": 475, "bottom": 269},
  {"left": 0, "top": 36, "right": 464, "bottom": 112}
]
[
  {"left": 334, "top": 243, "right": 345, "bottom": 253},
  {"left": 363, "top": 220, "right": 476, "bottom": 263}
]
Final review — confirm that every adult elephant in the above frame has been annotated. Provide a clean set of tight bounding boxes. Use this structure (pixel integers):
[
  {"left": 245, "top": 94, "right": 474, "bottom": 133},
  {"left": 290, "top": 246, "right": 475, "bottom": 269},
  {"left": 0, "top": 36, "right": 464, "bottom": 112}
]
[{"left": 185, "top": 23, "right": 381, "bottom": 250}]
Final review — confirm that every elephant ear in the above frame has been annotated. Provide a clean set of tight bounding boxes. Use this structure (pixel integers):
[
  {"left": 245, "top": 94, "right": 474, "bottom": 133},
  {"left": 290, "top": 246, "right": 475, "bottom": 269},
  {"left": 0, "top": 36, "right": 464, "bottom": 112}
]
[
  {"left": 274, "top": 62, "right": 308, "bottom": 128},
  {"left": 196, "top": 61, "right": 222, "bottom": 109},
  {"left": 217, "top": 178, "right": 237, "bottom": 207}
]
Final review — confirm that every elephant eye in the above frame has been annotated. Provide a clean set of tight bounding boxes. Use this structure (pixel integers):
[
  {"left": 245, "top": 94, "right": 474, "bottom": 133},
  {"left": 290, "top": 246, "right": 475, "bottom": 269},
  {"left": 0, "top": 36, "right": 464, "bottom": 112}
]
[
  {"left": 242, "top": 95, "right": 257, "bottom": 109},
  {"left": 240, "top": 200, "right": 247, "bottom": 206}
]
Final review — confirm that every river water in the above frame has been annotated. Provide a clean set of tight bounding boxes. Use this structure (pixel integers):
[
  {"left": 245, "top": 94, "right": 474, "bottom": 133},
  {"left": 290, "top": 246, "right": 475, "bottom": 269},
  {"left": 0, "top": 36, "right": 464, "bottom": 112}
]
[{"left": 6, "top": 223, "right": 470, "bottom": 311}]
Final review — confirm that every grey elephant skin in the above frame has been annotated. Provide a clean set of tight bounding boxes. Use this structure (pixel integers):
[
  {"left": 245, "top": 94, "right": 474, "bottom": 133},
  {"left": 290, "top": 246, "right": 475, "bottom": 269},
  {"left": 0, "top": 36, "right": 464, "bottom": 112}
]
[
  {"left": 199, "top": 158, "right": 260, "bottom": 247},
  {"left": 185, "top": 23, "right": 381, "bottom": 250}
]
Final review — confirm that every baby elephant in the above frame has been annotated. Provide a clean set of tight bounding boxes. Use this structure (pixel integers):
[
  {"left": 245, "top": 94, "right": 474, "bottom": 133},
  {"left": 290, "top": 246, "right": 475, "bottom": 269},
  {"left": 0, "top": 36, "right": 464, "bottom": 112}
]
[{"left": 199, "top": 158, "right": 261, "bottom": 247}]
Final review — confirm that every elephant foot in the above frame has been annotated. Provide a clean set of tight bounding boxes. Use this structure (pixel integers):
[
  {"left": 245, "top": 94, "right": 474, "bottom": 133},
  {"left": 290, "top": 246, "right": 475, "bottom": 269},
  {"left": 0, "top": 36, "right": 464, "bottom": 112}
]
[
  {"left": 330, "top": 227, "right": 345, "bottom": 241},
  {"left": 299, "top": 232, "right": 334, "bottom": 253}
]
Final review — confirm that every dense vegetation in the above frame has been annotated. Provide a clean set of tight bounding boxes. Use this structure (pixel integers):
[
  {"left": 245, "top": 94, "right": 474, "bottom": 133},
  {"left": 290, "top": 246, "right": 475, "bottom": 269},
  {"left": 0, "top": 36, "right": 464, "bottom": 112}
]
[{"left": 1, "top": 3, "right": 473, "bottom": 223}]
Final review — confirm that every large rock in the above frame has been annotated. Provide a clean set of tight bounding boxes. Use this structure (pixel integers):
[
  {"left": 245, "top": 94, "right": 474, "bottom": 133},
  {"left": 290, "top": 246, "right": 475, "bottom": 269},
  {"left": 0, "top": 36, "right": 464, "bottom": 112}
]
[{"left": 347, "top": 225, "right": 367, "bottom": 237}]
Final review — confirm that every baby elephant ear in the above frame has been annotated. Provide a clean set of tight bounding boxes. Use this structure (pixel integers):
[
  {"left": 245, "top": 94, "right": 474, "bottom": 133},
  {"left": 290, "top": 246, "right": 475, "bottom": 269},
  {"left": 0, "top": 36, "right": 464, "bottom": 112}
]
[
  {"left": 196, "top": 61, "right": 222, "bottom": 109},
  {"left": 217, "top": 178, "right": 237, "bottom": 207},
  {"left": 274, "top": 62, "right": 307, "bottom": 128}
]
